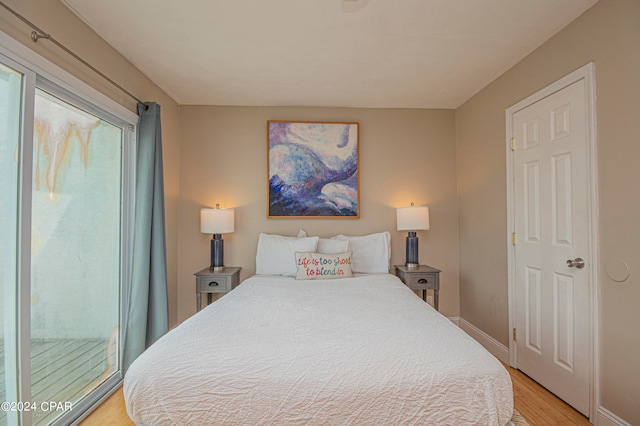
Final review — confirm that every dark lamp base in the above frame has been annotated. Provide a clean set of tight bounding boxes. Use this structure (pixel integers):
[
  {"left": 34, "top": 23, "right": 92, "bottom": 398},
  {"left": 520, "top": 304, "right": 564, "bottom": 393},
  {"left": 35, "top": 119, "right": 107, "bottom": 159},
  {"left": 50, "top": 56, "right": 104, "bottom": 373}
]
[
  {"left": 210, "top": 234, "right": 225, "bottom": 271},
  {"left": 405, "top": 231, "right": 419, "bottom": 268}
]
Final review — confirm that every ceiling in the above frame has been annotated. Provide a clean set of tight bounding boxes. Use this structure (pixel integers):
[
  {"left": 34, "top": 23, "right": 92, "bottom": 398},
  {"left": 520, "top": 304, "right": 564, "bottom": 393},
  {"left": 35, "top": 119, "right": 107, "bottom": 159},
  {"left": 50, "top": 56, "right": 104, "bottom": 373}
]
[{"left": 61, "top": 0, "right": 597, "bottom": 109}]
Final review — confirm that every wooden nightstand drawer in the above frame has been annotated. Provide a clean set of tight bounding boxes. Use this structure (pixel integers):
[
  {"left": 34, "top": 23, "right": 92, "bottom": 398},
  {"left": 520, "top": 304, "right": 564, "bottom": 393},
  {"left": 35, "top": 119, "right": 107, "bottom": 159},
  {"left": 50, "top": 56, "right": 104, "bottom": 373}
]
[
  {"left": 197, "top": 275, "right": 232, "bottom": 293},
  {"left": 394, "top": 265, "right": 441, "bottom": 310},
  {"left": 194, "top": 267, "right": 241, "bottom": 311},
  {"left": 407, "top": 273, "right": 437, "bottom": 290}
]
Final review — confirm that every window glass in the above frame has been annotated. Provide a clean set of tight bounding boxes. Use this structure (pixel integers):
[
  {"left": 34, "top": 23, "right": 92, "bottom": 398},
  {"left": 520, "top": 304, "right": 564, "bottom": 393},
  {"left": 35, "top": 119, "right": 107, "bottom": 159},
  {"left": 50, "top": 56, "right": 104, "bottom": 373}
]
[
  {"left": 30, "top": 89, "right": 122, "bottom": 425},
  {"left": 0, "top": 61, "right": 23, "bottom": 426}
]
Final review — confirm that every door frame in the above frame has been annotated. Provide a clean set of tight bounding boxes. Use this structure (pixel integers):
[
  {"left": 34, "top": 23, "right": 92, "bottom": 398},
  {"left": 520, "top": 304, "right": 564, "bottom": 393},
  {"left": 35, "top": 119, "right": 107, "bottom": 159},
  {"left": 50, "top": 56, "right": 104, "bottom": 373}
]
[{"left": 505, "top": 62, "right": 599, "bottom": 421}]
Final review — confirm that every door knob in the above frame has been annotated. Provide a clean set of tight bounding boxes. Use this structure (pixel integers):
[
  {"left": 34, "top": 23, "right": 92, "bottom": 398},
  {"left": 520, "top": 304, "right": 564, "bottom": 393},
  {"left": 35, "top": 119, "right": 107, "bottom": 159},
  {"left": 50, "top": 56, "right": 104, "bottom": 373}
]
[{"left": 566, "top": 258, "right": 585, "bottom": 269}]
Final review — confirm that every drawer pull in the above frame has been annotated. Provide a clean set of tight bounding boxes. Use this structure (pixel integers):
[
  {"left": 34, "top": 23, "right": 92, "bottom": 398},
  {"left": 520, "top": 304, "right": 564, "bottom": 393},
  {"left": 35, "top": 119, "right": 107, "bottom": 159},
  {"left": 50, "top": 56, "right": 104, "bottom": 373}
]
[
  {"left": 208, "top": 281, "right": 219, "bottom": 287},
  {"left": 418, "top": 278, "right": 428, "bottom": 284}
]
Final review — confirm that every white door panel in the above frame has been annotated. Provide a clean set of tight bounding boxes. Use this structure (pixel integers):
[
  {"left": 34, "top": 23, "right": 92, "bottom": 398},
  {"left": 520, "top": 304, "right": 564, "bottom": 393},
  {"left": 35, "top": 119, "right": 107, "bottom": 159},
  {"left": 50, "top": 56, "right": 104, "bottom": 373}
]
[{"left": 512, "top": 79, "right": 590, "bottom": 416}]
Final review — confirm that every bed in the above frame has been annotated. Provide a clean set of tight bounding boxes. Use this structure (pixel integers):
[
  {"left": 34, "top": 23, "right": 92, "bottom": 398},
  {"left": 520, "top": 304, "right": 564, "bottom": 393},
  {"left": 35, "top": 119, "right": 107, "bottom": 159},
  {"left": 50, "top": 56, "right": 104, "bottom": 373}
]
[{"left": 124, "top": 232, "right": 513, "bottom": 425}]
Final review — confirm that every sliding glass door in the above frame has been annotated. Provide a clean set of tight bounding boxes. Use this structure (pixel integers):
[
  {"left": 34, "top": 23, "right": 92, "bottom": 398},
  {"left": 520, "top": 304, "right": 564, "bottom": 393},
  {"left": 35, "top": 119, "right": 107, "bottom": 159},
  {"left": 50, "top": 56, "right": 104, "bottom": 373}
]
[
  {"left": 0, "top": 59, "right": 25, "bottom": 426},
  {"left": 0, "top": 50, "right": 134, "bottom": 426},
  {"left": 29, "top": 89, "right": 124, "bottom": 425}
]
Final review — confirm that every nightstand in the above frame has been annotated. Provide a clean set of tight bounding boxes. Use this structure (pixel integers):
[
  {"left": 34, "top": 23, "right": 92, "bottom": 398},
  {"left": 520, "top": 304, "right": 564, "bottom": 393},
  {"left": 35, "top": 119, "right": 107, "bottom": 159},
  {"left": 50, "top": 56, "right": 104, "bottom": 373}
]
[
  {"left": 394, "top": 264, "right": 441, "bottom": 311},
  {"left": 194, "top": 266, "right": 241, "bottom": 311}
]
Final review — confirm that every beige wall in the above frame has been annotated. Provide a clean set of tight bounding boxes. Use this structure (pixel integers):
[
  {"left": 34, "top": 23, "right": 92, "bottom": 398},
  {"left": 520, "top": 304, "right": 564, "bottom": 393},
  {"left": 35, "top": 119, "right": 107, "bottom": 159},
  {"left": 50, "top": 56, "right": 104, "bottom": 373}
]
[
  {"left": 178, "top": 106, "right": 459, "bottom": 321},
  {"left": 0, "top": 0, "right": 181, "bottom": 326},
  {"left": 6, "top": 0, "right": 638, "bottom": 422},
  {"left": 456, "top": 0, "right": 640, "bottom": 423}
]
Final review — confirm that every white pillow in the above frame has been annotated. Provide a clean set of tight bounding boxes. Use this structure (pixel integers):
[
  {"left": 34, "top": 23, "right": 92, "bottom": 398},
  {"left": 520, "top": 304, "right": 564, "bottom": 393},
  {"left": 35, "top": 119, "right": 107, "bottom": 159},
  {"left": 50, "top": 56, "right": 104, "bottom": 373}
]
[
  {"left": 256, "top": 233, "right": 319, "bottom": 276},
  {"left": 294, "top": 252, "right": 353, "bottom": 280},
  {"left": 316, "top": 238, "right": 350, "bottom": 254},
  {"left": 331, "top": 232, "right": 391, "bottom": 273},
  {"left": 296, "top": 230, "right": 349, "bottom": 254}
]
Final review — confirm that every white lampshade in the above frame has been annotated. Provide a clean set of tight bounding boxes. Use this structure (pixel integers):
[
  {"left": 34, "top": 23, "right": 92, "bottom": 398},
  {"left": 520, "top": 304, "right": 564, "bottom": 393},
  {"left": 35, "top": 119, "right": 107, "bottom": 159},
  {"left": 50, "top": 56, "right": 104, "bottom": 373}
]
[
  {"left": 200, "top": 207, "right": 234, "bottom": 234},
  {"left": 396, "top": 205, "right": 430, "bottom": 231}
]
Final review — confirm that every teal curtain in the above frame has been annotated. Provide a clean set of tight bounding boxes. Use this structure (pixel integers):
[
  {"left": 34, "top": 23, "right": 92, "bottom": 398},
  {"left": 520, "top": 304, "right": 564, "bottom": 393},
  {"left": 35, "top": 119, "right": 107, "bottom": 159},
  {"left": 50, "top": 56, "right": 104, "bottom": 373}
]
[{"left": 123, "top": 102, "right": 169, "bottom": 371}]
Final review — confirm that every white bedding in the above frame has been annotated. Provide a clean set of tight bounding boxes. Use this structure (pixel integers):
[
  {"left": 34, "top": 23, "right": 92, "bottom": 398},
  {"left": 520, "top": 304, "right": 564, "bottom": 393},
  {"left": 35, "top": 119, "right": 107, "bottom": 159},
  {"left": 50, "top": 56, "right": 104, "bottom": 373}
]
[{"left": 124, "top": 274, "right": 513, "bottom": 425}]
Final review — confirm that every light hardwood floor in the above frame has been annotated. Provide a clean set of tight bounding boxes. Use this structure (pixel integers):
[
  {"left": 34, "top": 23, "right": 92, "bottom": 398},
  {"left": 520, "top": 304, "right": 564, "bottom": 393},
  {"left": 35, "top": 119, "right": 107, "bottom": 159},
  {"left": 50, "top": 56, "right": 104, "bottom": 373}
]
[
  {"left": 505, "top": 363, "right": 591, "bottom": 425},
  {"left": 81, "top": 363, "right": 591, "bottom": 425}
]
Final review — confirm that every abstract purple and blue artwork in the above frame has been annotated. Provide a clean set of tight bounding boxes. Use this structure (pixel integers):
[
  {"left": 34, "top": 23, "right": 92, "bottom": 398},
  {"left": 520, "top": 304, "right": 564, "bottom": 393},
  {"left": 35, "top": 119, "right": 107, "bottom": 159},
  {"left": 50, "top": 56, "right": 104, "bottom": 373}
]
[{"left": 268, "top": 121, "right": 359, "bottom": 218}]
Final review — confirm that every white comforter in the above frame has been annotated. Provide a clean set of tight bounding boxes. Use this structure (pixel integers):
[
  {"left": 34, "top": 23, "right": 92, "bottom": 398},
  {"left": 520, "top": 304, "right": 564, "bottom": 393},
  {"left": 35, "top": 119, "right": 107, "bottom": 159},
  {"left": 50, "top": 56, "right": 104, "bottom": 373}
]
[{"left": 124, "top": 274, "right": 513, "bottom": 425}]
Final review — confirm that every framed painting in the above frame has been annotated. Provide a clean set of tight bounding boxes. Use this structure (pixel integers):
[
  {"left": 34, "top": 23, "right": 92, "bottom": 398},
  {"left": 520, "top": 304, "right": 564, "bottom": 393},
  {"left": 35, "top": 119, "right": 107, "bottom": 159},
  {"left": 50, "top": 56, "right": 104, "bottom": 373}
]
[{"left": 267, "top": 120, "right": 360, "bottom": 218}]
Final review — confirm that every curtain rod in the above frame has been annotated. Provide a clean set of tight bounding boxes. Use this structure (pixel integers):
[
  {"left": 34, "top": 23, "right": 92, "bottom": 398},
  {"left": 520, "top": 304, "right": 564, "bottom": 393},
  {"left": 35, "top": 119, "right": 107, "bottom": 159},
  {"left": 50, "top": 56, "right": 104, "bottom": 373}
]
[{"left": 0, "top": 1, "right": 146, "bottom": 107}]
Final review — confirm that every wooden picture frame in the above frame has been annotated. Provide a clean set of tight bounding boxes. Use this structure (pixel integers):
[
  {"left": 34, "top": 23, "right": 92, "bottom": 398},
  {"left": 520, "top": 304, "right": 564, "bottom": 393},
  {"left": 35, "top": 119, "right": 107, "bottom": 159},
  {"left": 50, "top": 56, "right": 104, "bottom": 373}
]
[{"left": 267, "top": 120, "right": 360, "bottom": 218}]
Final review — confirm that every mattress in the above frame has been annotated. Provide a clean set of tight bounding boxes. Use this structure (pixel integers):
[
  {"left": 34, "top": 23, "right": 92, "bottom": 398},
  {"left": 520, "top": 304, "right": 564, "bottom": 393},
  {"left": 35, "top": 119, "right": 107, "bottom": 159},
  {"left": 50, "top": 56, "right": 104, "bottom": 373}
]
[{"left": 124, "top": 274, "right": 513, "bottom": 425}]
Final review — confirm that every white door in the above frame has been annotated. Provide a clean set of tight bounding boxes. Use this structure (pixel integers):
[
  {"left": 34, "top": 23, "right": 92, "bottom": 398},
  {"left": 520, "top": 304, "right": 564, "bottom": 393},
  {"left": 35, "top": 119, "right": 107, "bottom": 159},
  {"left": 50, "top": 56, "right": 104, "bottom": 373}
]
[{"left": 512, "top": 78, "right": 591, "bottom": 416}]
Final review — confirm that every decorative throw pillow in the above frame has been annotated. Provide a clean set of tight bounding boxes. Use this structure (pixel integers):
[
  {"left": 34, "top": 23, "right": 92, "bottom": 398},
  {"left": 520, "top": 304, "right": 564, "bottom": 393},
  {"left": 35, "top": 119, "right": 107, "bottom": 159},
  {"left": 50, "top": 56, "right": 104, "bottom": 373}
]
[
  {"left": 295, "top": 252, "right": 353, "bottom": 280},
  {"left": 256, "top": 233, "right": 319, "bottom": 276}
]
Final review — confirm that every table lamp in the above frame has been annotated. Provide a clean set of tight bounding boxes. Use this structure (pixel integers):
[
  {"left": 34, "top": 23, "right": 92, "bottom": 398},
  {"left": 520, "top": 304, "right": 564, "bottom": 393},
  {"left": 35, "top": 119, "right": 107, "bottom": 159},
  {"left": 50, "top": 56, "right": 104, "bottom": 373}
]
[
  {"left": 396, "top": 203, "right": 430, "bottom": 268},
  {"left": 201, "top": 204, "right": 234, "bottom": 271}
]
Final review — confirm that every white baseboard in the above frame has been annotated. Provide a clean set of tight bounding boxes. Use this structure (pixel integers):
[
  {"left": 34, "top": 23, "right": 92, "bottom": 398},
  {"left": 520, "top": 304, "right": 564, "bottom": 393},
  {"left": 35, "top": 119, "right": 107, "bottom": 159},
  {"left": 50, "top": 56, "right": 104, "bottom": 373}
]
[
  {"left": 457, "top": 317, "right": 510, "bottom": 364},
  {"left": 597, "top": 406, "right": 631, "bottom": 426},
  {"left": 447, "top": 316, "right": 460, "bottom": 327}
]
